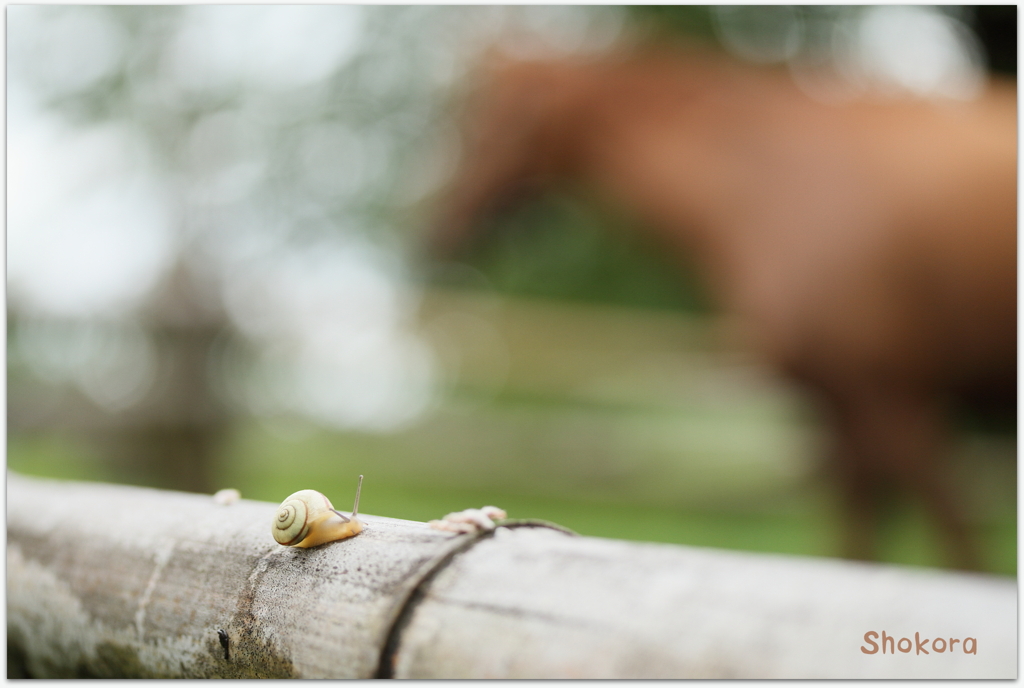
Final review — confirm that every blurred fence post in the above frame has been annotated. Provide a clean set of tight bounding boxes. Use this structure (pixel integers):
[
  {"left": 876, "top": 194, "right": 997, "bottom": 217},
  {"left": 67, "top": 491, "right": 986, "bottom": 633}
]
[{"left": 7, "top": 473, "right": 1015, "bottom": 679}]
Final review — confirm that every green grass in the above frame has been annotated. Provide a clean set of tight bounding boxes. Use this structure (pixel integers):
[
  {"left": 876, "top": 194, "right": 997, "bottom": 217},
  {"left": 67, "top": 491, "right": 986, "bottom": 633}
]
[{"left": 8, "top": 424, "right": 1015, "bottom": 576}]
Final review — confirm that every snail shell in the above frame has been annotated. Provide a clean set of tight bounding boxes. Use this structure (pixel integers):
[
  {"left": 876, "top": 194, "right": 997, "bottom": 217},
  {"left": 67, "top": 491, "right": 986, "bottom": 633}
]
[{"left": 272, "top": 477, "right": 363, "bottom": 548}]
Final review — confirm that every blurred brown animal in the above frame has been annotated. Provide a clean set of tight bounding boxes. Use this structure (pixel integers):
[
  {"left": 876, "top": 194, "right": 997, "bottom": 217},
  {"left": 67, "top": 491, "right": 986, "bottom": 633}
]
[{"left": 428, "top": 47, "right": 1017, "bottom": 570}]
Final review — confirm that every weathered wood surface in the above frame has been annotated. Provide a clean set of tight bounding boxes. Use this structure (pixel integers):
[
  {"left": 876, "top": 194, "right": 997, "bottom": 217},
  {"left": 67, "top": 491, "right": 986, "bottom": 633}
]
[
  {"left": 393, "top": 528, "right": 1016, "bottom": 679},
  {"left": 7, "top": 472, "right": 465, "bottom": 678},
  {"left": 7, "top": 473, "right": 1016, "bottom": 679}
]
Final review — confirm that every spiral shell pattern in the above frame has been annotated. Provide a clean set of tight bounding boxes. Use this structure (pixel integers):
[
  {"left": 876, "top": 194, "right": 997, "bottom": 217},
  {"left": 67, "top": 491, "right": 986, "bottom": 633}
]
[{"left": 273, "top": 489, "right": 333, "bottom": 546}]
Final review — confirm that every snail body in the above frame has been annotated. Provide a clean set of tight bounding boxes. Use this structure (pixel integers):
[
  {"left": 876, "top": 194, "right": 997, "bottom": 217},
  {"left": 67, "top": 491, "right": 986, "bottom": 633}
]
[{"left": 272, "top": 476, "right": 364, "bottom": 547}]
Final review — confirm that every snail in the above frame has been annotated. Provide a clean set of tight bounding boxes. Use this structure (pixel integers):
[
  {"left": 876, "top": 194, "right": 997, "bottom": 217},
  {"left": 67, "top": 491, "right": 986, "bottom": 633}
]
[{"left": 272, "top": 475, "right": 364, "bottom": 547}]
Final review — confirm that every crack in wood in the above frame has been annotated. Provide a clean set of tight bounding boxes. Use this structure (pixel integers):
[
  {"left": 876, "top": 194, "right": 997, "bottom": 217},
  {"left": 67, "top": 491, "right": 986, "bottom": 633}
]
[
  {"left": 374, "top": 521, "right": 576, "bottom": 679},
  {"left": 374, "top": 530, "right": 495, "bottom": 679},
  {"left": 425, "top": 596, "right": 596, "bottom": 629}
]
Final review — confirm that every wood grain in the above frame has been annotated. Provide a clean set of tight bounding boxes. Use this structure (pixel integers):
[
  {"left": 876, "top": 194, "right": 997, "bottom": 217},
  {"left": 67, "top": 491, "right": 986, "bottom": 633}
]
[{"left": 7, "top": 473, "right": 1015, "bottom": 678}]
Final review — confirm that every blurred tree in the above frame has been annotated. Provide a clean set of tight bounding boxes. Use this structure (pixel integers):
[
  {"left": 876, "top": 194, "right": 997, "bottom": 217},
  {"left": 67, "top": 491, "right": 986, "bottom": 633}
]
[
  {"left": 626, "top": 5, "right": 1015, "bottom": 77},
  {"left": 7, "top": 6, "right": 631, "bottom": 491},
  {"left": 971, "top": 5, "right": 1017, "bottom": 75}
]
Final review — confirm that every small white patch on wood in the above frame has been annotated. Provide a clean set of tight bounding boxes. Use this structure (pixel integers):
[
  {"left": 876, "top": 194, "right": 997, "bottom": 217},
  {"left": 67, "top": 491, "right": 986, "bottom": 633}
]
[
  {"left": 428, "top": 506, "right": 507, "bottom": 533},
  {"left": 212, "top": 489, "right": 241, "bottom": 506}
]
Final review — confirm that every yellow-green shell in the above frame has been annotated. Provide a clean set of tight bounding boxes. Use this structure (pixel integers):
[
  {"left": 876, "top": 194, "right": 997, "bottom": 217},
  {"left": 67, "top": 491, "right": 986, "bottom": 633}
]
[{"left": 273, "top": 489, "right": 334, "bottom": 546}]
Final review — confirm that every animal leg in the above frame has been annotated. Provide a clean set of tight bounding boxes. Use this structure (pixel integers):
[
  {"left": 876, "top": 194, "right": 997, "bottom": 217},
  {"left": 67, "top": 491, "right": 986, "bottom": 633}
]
[
  {"left": 828, "top": 430, "right": 885, "bottom": 563},
  {"left": 829, "top": 389, "right": 979, "bottom": 570}
]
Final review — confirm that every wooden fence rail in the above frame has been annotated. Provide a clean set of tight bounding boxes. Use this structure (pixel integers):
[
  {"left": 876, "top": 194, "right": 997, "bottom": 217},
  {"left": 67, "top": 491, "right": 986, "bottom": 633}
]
[{"left": 6, "top": 473, "right": 1015, "bottom": 678}]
